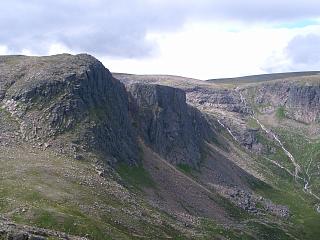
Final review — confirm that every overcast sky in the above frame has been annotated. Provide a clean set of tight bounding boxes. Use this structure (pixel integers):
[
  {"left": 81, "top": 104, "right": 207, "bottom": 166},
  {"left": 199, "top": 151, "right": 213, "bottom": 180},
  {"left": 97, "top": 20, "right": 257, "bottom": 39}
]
[{"left": 1, "top": 0, "right": 320, "bottom": 79}]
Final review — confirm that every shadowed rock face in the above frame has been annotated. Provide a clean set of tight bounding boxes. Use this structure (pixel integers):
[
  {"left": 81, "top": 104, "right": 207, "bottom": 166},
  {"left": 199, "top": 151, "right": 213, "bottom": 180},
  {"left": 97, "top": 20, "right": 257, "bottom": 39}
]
[
  {"left": 0, "top": 54, "right": 139, "bottom": 164},
  {"left": 126, "top": 83, "right": 212, "bottom": 167}
]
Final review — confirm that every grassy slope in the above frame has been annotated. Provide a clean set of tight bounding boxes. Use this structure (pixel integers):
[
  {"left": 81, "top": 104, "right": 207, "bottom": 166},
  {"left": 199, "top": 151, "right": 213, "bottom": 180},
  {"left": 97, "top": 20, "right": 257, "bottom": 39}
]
[
  {"left": 1, "top": 124, "right": 317, "bottom": 239},
  {"left": 2, "top": 70, "right": 320, "bottom": 239},
  {"left": 115, "top": 70, "right": 320, "bottom": 239},
  {"left": 0, "top": 143, "right": 192, "bottom": 239},
  {"left": 0, "top": 141, "right": 286, "bottom": 240},
  {"left": 245, "top": 110, "right": 320, "bottom": 239},
  {"left": 216, "top": 124, "right": 320, "bottom": 240},
  {"left": 203, "top": 81, "right": 320, "bottom": 239}
]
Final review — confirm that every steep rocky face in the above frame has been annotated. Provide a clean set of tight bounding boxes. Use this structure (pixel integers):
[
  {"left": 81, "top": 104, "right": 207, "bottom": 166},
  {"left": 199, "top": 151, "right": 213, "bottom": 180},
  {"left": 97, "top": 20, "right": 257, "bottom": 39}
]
[
  {"left": 186, "top": 87, "right": 249, "bottom": 115},
  {"left": 126, "top": 83, "right": 212, "bottom": 167},
  {"left": 114, "top": 73, "right": 264, "bottom": 151},
  {"left": 0, "top": 54, "right": 139, "bottom": 164},
  {"left": 248, "top": 82, "right": 320, "bottom": 124}
]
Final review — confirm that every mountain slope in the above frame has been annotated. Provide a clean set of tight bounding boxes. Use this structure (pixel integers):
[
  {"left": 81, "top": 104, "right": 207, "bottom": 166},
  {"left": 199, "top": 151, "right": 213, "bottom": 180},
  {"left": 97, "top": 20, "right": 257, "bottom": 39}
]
[
  {"left": 116, "top": 71, "right": 320, "bottom": 239},
  {"left": 0, "top": 54, "right": 319, "bottom": 239}
]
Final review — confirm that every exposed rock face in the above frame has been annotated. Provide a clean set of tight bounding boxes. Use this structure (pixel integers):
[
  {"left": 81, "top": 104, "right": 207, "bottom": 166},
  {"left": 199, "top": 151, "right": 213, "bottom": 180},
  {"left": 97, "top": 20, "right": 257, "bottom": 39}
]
[
  {"left": 126, "top": 83, "right": 212, "bottom": 167},
  {"left": 185, "top": 87, "right": 249, "bottom": 115},
  {"left": 0, "top": 54, "right": 139, "bottom": 164},
  {"left": 182, "top": 87, "right": 261, "bottom": 150},
  {"left": 249, "top": 82, "right": 320, "bottom": 123}
]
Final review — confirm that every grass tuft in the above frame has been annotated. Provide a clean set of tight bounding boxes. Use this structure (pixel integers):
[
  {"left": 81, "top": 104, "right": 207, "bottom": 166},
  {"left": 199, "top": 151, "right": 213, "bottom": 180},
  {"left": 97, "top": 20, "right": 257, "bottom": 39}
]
[
  {"left": 176, "top": 163, "right": 193, "bottom": 174},
  {"left": 276, "top": 106, "right": 286, "bottom": 120},
  {"left": 117, "top": 163, "right": 156, "bottom": 189}
]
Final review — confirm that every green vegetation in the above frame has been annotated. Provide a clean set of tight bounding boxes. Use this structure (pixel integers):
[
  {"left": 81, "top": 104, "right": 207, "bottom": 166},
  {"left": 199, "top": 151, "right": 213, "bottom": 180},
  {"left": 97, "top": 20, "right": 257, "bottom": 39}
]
[
  {"left": 247, "top": 117, "right": 259, "bottom": 129},
  {"left": 201, "top": 219, "right": 255, "bottom": 240},
  {"left": 253, "top": 178, "right": 320, "bottom": 240},
  {"left": 276, "top": 107, "right": 286, "bottom": 120},
  {"left": 176, "top": 163, "right": 193, "bottom": 174},
  {"left": 0, "top": 146, "right": 187, "bottom": 240},
  {"left": 271, "top": 128, "right": 320, "bottom": 195},
  {"left": 28, "top": 208, "right": 109, "bottom": 239},
  {"left": 117, "top": 163, "right": 156, "bottom": 189},
  {"left": 255, "top": 131, "right": 294, "bottom": 171},
  {"left": 246, "top": 221, "right": 293, "bottom": 240},
  {"left": 250, "top": 126, "right": 320, "bottom": 240}
]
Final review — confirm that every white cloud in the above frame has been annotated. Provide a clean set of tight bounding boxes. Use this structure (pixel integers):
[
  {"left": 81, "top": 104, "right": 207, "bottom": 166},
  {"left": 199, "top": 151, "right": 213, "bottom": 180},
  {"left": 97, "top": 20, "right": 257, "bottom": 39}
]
[
  {"left": 0, "top": 45, "right": 9, "bottom": 55},
  {"left": 262, "top": 25, "right": 320, "bottom": 73},
  {"left": 104, "top": 22, "right": 301, "bottom": 79},
  {"left": 48, "top": 43, "right": 74, "bottom": 56}
]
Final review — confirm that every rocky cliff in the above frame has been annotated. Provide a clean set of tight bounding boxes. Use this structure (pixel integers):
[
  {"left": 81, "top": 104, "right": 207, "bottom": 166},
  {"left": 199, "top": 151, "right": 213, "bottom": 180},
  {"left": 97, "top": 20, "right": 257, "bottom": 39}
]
[
  {"left": 0, "top": 54, "right": 139, "bottom": 165},
  {"left": 0, "top": 54, "right": 214, "bottom": 168},
  {"left": 126, "top": 83, "right": 212, "bottom": 167},
  {"left": 183, "top": 87, "right": 260, "bottom": 150},
  {"left": 247, "top": 81, "right": 320, "bottom": 123}
]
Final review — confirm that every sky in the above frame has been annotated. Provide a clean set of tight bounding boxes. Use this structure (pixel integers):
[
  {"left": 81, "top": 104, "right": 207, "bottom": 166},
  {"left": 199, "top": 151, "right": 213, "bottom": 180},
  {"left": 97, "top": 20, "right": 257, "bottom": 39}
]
[{"left": 1, "top": 1, "right": 320, "bottom": 79}]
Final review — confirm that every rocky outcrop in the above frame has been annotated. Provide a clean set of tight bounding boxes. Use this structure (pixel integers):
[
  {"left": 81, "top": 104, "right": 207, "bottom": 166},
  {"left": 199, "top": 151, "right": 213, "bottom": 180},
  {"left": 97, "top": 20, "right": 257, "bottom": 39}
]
[
  {"left": 182, "top": 87, "right": 261, "bottom": 150},
  {"left": 221, "top": 188, "right": 289, "bottom": 218},
  {"left": 216, "top": 117, "right": 260, "bottom": 150},
  {"left": 185, "top": 87, "right": 250, "bottom": 115},
  {"left": 249, "top": 82, "right": 320, "bottom": 123},
  {"left": 126, "top": 83, "right": 212, "bottom": 167},
  {"left": 0, "top": 54, "right": 139, "bottom": 165},
  {"left": 0, "top": 54, "right": 216, "bottom": 168}
]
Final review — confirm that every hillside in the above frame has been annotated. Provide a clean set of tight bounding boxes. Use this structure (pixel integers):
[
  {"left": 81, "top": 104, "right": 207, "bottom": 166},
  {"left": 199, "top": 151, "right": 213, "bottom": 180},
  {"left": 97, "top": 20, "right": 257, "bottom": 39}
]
[
  {"left": 0, "top": 54, "right": 319, "bottom": 240},
  {"left": 207, "top": 71, "right": 320, "bottom": 84}
]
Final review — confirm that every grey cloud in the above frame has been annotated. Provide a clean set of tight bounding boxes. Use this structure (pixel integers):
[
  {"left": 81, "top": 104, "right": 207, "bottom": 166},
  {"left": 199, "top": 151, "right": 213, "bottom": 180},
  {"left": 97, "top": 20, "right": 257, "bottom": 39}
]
[
  {"left": 286, "top": 34, "right": 320, "bottom": 65},
  {"left": 1, "top": 0, "right": 320, "bottom": 58},
  {"left": 263, "top": 33, "right": 320, "bottom": 73}
]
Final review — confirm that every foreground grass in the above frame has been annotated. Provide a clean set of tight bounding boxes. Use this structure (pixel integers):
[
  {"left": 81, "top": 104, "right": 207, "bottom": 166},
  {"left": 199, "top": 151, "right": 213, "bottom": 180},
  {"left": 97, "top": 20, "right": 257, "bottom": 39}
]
[
  {"left": 0, "top": 145, "right": 190, "bottom": 239},
  {"left": 2, "top": 129, "right": 319, "bottom": 239}
]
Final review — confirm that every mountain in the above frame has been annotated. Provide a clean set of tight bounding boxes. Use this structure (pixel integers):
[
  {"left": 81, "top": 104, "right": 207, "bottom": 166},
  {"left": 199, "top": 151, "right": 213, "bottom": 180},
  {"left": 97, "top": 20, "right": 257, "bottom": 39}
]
[{"left": 0, "top": 54, "right": 319, "bottom": 240}]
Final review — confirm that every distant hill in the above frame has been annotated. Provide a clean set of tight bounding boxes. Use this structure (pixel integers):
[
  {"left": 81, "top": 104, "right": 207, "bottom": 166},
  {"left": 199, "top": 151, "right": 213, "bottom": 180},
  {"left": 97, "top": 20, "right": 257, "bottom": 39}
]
[{"left": 207, "top": 71, "right": 320, "bottom": 84}]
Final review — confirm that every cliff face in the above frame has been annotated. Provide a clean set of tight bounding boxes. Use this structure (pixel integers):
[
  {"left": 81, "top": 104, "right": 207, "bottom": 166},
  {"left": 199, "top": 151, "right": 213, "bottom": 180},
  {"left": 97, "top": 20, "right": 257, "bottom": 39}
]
[
  {"left": 250, "top": 82, "right": 320, "bottom": 123},
  {"left": 126, "top": 83, "right": 212, "bottom": 167},
  {"left": 0, "top": 54, "right": 139, "bottom": 164},
  {"left": 0, "top": 54, "right": 215, "bottom": 167}
]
